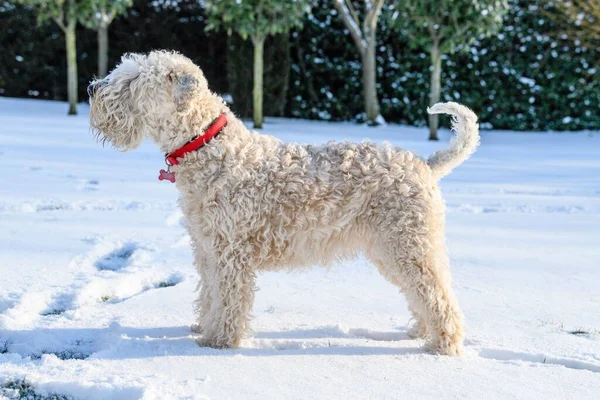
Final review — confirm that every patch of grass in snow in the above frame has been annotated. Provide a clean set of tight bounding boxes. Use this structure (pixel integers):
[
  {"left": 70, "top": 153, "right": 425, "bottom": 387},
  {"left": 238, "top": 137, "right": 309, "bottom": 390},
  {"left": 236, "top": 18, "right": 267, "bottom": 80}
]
[
  {"left": 31, "top": 349, "right": 90, "bottom": 361},
  {"left": 40, "top": 309, "right": 65, "bottom": 316},
  {"left": 157, "top": 273, "right": 184, "bottom": 289},
  {"left": 1, "top": 379, "right": 72, "bottom": 400},
  {"left": 569, "top": 329, "right": 589, "bottom": 335},
  {"left": 100, "top": 295, "right": 111, "bottom": 302},
  {"left": 540, "top": 319, "right": 599, "bottom": 338},
  {"left": 568, "top": 328, "right": 600, "bottom": 337}
]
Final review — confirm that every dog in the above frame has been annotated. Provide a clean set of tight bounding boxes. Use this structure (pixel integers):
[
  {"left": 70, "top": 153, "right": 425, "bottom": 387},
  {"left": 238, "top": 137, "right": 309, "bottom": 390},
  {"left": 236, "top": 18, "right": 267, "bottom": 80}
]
[{"left": 88, "top": 50, "right": 479, "bottom": 356}]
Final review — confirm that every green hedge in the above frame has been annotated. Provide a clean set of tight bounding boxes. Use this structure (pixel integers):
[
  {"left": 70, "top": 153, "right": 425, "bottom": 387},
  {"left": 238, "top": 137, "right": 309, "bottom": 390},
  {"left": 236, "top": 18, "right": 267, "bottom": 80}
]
[
  {"left": 1, "top": 0, "right": 598, "bottom": 130},
  {"left": 287, "top": 0, "right": 600, "bottom": 130},
  {"left": 0, "top": 1, "right": 228, "bottom": 103}
]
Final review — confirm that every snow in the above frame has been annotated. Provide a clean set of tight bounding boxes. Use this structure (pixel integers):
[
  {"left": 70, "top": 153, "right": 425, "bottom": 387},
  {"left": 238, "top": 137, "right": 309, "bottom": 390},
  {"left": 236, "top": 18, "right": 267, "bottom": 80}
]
[
  {"left": 518, "top": 76, "right": 536, "bottom": 87},
  {"left": 0, "top": 97, "right": 599, "bottom": 399}
]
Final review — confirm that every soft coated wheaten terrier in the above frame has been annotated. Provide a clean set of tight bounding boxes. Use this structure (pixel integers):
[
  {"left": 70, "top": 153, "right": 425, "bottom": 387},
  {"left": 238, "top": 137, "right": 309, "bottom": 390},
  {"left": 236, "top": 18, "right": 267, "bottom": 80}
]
[{"left": 88, "top": 50, "right": 480, "bottom": 356}]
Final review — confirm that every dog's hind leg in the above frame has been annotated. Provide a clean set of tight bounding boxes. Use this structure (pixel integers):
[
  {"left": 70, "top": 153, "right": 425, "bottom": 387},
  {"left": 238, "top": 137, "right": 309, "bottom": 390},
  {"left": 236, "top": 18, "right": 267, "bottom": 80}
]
[
  {"left": 403, "top": 254, "right": 464, "bottom": 356},
  {"left": 366, "top": 250, "right": 429, "bottom": 340},
  {"left": 369, "top": 240, "right": 464, "bottom": 356},
  {"left": 406, "top": 303, "right": 429, "bottom": 340}
]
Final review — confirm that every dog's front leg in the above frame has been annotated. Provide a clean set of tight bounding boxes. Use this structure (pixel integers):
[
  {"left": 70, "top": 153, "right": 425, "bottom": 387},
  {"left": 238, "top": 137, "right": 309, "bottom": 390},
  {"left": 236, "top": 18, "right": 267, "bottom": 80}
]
[
  {"left": 189, "top": 244, "right": 216, "bottom": 334},
  {"left": 197, "top": 253, "right": 256, "bottom": 348},
  {"left": 191, "top": 263, "right": 215, "bottom": 334}
]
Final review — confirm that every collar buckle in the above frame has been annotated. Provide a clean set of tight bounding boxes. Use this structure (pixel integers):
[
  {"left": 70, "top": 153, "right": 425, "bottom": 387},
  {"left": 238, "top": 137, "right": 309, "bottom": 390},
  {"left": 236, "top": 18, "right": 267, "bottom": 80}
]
[
  {"left": 165, "top": 155, "right": 176, "bottom": 167},
  {"left": 159, "top": 113, "right": 227, "bottom": 183}
]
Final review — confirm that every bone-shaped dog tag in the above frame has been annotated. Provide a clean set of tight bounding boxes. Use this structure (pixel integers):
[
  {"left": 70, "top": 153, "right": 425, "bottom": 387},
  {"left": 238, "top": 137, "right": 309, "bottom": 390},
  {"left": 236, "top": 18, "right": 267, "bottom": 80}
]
[{"left": 159, "top": 169, "right": 176, "bottom": 183}]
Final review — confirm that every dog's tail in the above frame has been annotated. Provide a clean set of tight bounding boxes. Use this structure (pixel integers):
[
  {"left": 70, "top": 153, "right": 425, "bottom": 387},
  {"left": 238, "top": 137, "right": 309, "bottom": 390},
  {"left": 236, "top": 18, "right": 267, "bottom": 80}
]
[{"left": 426, "top": 102, "right": 480, "bottom": 179}]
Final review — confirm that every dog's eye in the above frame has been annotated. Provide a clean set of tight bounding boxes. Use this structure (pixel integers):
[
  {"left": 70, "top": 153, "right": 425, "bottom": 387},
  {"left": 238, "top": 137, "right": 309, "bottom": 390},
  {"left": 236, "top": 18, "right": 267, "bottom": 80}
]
[{"left": 167, "top": 73, "right": 175, "bottom": 82}]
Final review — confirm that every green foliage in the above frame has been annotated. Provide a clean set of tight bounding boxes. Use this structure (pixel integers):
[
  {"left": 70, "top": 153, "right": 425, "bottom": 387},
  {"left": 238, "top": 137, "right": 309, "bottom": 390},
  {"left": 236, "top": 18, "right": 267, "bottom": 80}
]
[
  {"left": 286, "top": 2, "right": 362, "bottom": 121},
  {"left": 394, "top": 0, "right": 509, "bottom": 53},
  {"left": 0, "top": 0, "right": 228, "bottom": 101},
  {"left": 206, "top": 0, "right": 310, "bottom": 127},
  {"left": 446, "top": 0, "right": 600, "bottom": 130},
  {"left": 0, "top": 3, "right": 63, "bottom": 99},
  {"left": 205, "top": 0, "right": 311, "bottom": 41},
  {"left": 227, "top": 33, "right": 291, "bottom": 117},
  {"left": 543, "top": 0, "right": 600, "bottom": 48},
  {"left": 79, "top": 0, "right": 133, "bottom": 29},
  {"left": 15, "top": 0, "right": 132, "bottom": 31},
  {"left": 15, "top": 0, "right": 87, "bottom": 27},
  {"left": 287, "top": 0, "right": 600, "bottom": 130},
  {"left": 2, "top": 0, "right": 599, "bottom": 130}
]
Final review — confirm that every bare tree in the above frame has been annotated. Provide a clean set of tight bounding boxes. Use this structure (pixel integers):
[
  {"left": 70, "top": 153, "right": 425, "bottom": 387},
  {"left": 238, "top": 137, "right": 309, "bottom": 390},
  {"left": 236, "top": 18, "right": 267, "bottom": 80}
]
[
  {"left": 18, "top": 0, "right": 88, "bottom": 115},
  {"left": 206, "top": 0, "right": 311, "bottom": 129},
  {"left": 82, "top": 0, "right": 133, "bottom": 77},
  {"left": 334, "top": 0, "right": 385, "bottom": 125},
  {"left": 396, "top": 0, "right": 508, "bottom": 139}
]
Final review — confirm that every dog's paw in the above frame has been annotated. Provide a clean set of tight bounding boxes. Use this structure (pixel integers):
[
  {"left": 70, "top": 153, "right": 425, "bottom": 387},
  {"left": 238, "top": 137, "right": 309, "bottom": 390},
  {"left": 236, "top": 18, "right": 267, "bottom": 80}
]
[
  {"left": 428, "top": 335, "right": 463, "bottom": 356},
  {"left": 196, "top": 336, "right": 240, "bottom": 349},
  {"left": 196, "top": 337, "right": 220, "bottom": 348},
  {"left": 407, "top": 320, "right": 428, "bottom": 339},
  {"left": 190, "top": 323, "right": 203, "bottom": 334},
  {"left": 437, "top": 342, "right": 463, "bottom": 357}
]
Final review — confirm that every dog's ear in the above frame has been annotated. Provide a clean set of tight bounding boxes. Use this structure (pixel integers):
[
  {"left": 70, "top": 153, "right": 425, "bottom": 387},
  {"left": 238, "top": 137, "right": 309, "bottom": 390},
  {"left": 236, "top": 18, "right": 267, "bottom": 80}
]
[{"left": 170, "top": 72, "right": 200, "bottom": 112}]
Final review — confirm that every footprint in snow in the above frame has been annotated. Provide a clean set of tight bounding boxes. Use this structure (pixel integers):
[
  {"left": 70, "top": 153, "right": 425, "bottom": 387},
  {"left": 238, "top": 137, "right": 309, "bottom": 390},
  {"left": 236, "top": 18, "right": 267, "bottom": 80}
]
[
  {"left": 39, "top": 290, "right": 76, "bottom": 317},
  {"left": 478, "top": 347, "right": 600, "bottom": 373},
  {"left": 98, "top": 273, "right": 184, "bottom": 305},
  {"left": 37, "top": 240, "right": 185, "bottom": 315},
  {"left": 82, "top": 179, "right": 100, "bottom": 192},
  {"left": 94, "top": 242, "right": 138, "bottom": 271},
  {"left": 40, "top": 273, "right": 184, "bottom": 315}
]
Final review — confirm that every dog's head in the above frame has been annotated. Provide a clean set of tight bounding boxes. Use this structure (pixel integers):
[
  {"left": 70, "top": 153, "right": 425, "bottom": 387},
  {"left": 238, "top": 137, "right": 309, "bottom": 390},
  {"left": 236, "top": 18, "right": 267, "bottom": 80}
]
[{"left": 88, "top": 50, "right": 216, "bottom": 151}]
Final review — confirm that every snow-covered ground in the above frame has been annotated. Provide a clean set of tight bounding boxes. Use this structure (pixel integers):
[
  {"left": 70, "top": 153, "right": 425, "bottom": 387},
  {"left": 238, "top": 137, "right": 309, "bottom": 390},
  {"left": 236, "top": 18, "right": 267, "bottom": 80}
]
[{"left": 0, "top": 97, "right": 599, "bottom": 399}]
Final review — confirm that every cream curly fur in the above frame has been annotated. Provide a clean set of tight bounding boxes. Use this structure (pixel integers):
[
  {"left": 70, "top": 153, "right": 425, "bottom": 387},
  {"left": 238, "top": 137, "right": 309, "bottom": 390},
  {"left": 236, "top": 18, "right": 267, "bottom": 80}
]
[{"left": 89, "top": 50, "right": 480, "bottom": 356}]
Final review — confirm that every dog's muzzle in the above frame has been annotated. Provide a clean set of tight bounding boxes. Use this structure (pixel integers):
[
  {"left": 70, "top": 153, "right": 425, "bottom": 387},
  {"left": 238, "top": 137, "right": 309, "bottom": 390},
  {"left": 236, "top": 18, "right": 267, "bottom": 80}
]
[
  {"left": 87, "top": 80, "right": 107, "bottom": 98},
  {"left": 87, "top": 83, "right": 96, "bottom": 97}
]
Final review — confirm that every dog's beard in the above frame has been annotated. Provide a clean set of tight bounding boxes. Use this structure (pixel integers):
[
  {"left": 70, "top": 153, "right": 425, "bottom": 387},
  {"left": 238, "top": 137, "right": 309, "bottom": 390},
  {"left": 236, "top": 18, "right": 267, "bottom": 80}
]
[{"left": 89, "top": 92, "right": 143, "bottom": 151}]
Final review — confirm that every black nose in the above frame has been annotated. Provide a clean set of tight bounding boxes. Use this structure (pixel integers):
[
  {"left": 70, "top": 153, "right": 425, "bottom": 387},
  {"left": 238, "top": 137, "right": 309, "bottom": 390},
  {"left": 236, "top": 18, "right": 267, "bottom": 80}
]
[{"left": 87, "top": 83, "right": 96, "bottom": 97}]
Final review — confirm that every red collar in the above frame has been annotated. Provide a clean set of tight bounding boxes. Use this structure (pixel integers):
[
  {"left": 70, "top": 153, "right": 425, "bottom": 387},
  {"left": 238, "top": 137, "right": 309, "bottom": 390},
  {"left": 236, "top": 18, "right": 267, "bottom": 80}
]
[
  {"left": 166, "top": 113, "right": 227, "bottom": 166},
  {"left": 158, "top": 113, "right": 227, "bottom": 183}
]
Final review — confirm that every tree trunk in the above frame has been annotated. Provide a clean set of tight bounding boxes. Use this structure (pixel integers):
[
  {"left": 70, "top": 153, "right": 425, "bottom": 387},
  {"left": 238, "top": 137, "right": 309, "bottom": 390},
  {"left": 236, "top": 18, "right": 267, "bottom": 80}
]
[
  {"left": 333, "top": 0, "right": 384, "bottom": 126},
  {"left": 271, "top": 34, "right": 290, "bottom": 117},
  {"left": 361, "top": 39, "right": 380, "bottom": 125},
  {"left": 428, "top": 42, "right": 442, "bottom": 140},
  {"left": 98, "top": 23, "right": 109, "bottom": 77},
  {"left": 65, "top": 19, "right": 78, "bottom": 115},
  {"left": 252, "top": 35, "right": 265, "bottom": 129}
]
